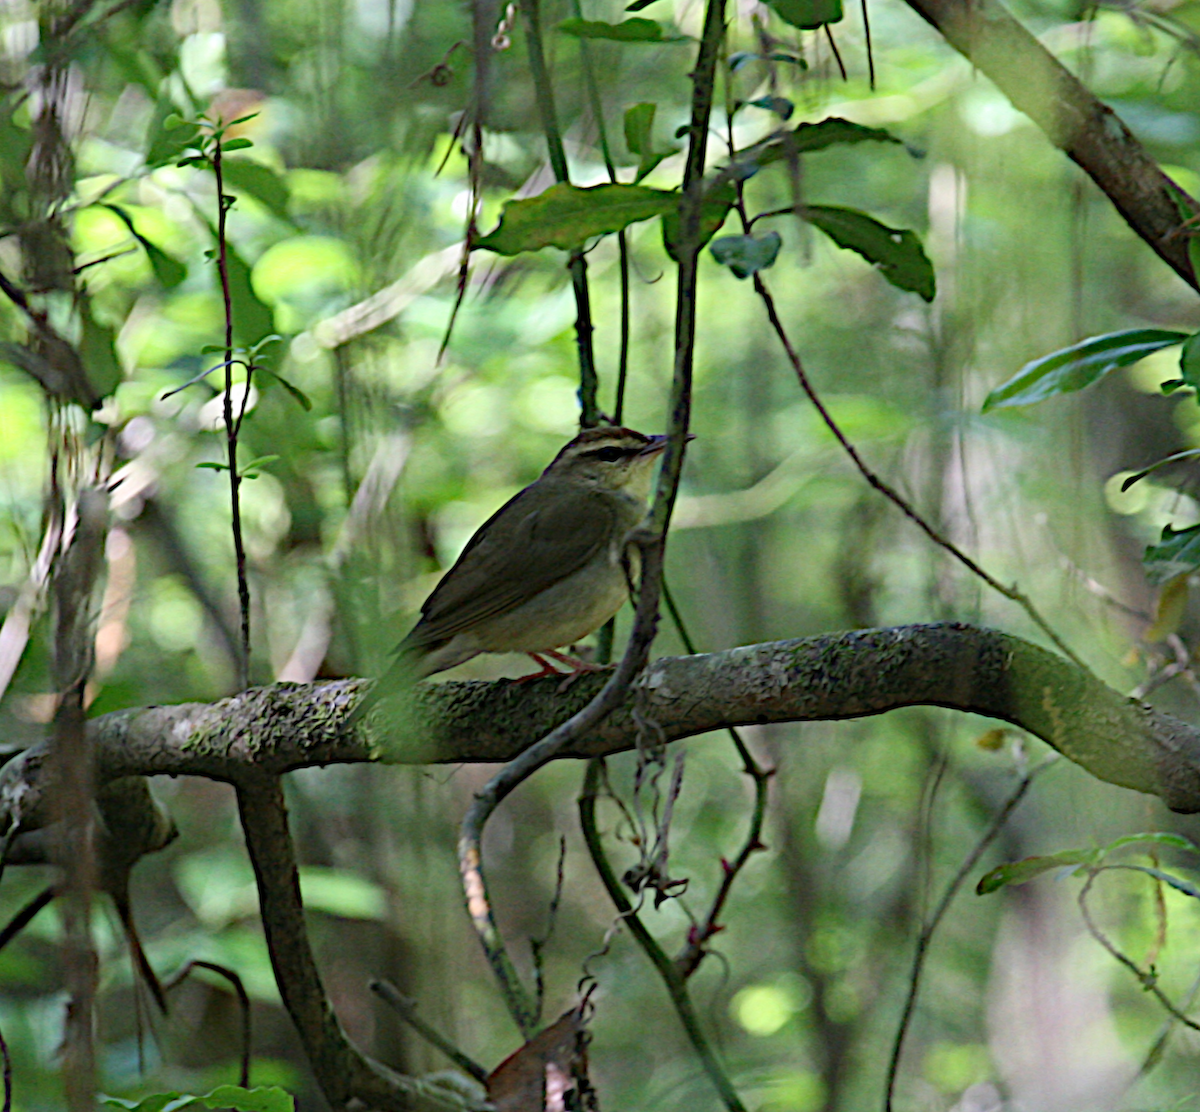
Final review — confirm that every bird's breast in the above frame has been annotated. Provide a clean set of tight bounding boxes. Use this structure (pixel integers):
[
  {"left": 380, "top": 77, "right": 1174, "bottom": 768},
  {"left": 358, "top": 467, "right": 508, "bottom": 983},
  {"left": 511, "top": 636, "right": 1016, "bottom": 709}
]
[{"left": 470, "top": 548, "right": 631, "bottom": 654}]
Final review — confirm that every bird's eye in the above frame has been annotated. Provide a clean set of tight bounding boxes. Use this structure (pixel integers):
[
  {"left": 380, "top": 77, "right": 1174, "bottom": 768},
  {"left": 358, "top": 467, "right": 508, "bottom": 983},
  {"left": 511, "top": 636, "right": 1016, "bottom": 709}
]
[{"left": 592, "top": 446, "right": 625, "bottom": 462}]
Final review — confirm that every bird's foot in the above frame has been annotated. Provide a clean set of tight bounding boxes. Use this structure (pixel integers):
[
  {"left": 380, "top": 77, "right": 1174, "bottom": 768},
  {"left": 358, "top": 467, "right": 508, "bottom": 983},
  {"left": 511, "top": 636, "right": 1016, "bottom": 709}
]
[
  {"left": 544, "top": 650, "right": 614, "bottom": 692},
  {"left": 511, "top": 654, "right": 566, "bottom": 685}
]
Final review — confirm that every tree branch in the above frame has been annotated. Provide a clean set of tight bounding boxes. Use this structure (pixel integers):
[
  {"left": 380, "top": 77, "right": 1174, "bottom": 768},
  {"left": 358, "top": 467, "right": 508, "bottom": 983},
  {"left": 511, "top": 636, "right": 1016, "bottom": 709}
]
[
  {"left": 904, "top": 0, "right": 1198, "bottom": 289},
  {"left": 4, "top": 623, "right": 1200, "bottom": 813},
  {"left": 234, "top": 772, "right": 485, "bottom": 1111}
]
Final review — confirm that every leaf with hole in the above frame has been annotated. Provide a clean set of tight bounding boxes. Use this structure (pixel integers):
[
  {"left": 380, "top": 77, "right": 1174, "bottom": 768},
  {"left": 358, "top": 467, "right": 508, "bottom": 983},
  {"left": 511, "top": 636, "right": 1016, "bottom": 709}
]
[
  {"left": 474, "top": 183, "right": 678, "bottom": 255},
  {"left": 982, "top": 329, "right": 1188, "bottom": 412},
  {"left": 558, "top": 17, "right": 685, "bottom": 41},
  {"left": 1144, "top": 523, "right": 1200, "bottom": 585},
  {"left": 976, "top": 850, "right": 1098, "bottom": 895},
  {"left": 801, "top": 205, "right": 935, "bottom": 301},
  {"left": 767, "top": 0, "right": 843, "bottom": 28},
  {"left": 710, "top": 231, "right": 782, "bottom": 278}
]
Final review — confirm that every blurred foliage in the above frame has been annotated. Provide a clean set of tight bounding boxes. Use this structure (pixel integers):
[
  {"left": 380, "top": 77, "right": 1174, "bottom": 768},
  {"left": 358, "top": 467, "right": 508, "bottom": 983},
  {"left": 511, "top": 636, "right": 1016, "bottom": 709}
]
[{"left": 6, "top": 0, "right": 1200, "bottom": 1109}]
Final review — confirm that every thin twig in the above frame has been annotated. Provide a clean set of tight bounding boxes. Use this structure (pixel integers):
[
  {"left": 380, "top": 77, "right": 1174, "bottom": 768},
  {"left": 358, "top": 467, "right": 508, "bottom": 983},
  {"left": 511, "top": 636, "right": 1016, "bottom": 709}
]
[
  {"left": 579, "top": 761, "right": 748, "bottom": 1111},
  {"left": 370, "top": 980, "right": 490, "bottom": 1085},
  {"left": 883, "top": 755, "right": 1054, "bottom": 1111},
  {"left": 530, "top": 835, "right": 567, "bottom": 1024},
  {"left": 0, "top": 885, "right": 55, "bottom": 953},
  {"left": 1078, "top": 867, "right": 1200, "bottom": 1034},
  {"left": 751, "top": 273, "right": 1087, "bottom": 672},
  {"left": 862, "top": 0, "right": 876, "bottom": 88},
  {"left": 164, "top": 959, "right": 252, "bottom": 1087},
  {"left": 212, "top": 136, "right": 251, "bottom": 689},
  {"left": 661, "top": 580, "right": 773, "bottom": 978}
]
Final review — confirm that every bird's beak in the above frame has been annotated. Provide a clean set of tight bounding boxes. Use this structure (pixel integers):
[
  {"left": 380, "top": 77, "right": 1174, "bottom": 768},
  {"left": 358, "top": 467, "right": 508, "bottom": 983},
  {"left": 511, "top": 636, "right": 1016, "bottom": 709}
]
[{"left": 640, "top": 433, "right": 695, "bottom": 456}]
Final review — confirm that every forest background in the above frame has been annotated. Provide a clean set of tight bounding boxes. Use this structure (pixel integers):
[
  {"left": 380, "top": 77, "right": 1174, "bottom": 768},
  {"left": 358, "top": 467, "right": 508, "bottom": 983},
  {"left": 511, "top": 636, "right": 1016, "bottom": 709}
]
[{"left": 4, "top": 0, "right": 1200, "bottom": 1108}]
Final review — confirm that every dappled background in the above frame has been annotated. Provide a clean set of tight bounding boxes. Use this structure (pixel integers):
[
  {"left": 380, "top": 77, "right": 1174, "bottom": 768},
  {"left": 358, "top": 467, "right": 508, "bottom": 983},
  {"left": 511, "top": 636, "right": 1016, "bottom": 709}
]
[{"left": 4, "top": 0, "right": 1200, "bottom": 1107}]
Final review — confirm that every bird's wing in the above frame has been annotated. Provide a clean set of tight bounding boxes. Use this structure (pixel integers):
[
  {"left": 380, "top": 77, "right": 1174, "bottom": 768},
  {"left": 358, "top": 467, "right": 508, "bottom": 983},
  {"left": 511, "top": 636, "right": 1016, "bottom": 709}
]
[{"left": 403, "top": 483, "right": 623, "bottom": 649}]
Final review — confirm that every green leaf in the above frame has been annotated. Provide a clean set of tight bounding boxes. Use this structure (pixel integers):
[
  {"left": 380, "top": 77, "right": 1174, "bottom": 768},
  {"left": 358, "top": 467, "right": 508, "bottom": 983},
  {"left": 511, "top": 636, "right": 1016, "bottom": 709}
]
[
  {"left": 558, "top": 17, "right": 685, "bottom": 41},
  {"left": 100, "top": 204, "right": 187, "bottom": 289},
  {"left": 981, "top": 329, "right": 1188, "bottom": 412},
  {"left": 1179, "top": 330, "right": 1200, "bottom": 390},
  {"left": 258, "top": 368, "right": 313, "bottom": 410},
  {"left": 102, "top": 1088, "right": 294, "bottom": 1112},
  {"left": 474, "top": 183, "right": 679, "bottom": 255},
  {"left": 623, "top": 103, "right": 673, "bottom": 182},
  {"left": 198, "top": 1086, "right": 294, "bottom": 1111},
  {"left": 766, "top": 118, "right": 902, "bottom": 162},
  {"left": 146, "top": 97, "right": 199, "bottom": 167},
  {"left": 196, "top": 462, "right": 231, "bottom": 472},
  {"left": 1144, "top": 523, "right": 1200, "bottom": 586},
  {"left": 80, "top": 304, "right": 122, "bottom": 400},
  {"left": 224, "top": 243, "right": 279, "bottom": 361},
  {"left": 101, "top": 1095, "right": 189, "bottom": 1111},
  {"left": 1119, "top": 449, "right": 1200, "bottom": 492},
  {"left": 299, "top": 866, "right": 387, "bottom": 919},
  {"left": 1115, "top": 865, "right": 1200, "bottom": 900},
  {"left": 745, "top": 96, "right": 794, "bottom": 120},
  {"left": 710, "top": 231, "right": 782, "bottom": 278},
  {"left": 1104, "top": 831, "right": 1200, "bottom": 855},
  {"left": 976, "top": 850, "right": 1098, "bottom": 895},
  {"left": 0, "top": 101, "right": 32, "bottom": 203},
  {"left": 143, "top": 239, "right": 188, "bottom": 288},
  {"left": 663, "top": 186, "right": 735, "bottom": 263},
  {"left": 220, "top": 160, "right": 291, "bottom": 221},
  {"left": 801, "top": 205, "right": 935, "bottom": 301},
  {"left": 767, "top": 0, "right": 843, "bottom": 29},
  {"left": 729, "top": 50, "right": 806, "bottom": 72},
  {"left": 221, "top": 137, "right": 254, "bottom": 152}
]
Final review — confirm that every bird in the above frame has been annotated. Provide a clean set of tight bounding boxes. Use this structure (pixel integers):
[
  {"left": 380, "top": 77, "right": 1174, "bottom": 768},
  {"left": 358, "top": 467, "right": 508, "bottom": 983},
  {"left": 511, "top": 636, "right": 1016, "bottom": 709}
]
[{"left": 361, "top": 426, "right": 673, "bottom": 712}]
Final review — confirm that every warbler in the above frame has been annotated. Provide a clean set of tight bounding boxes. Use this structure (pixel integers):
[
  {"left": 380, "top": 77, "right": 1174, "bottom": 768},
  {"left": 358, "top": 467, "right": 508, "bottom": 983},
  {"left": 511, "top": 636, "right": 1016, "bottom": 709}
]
[{"left": 365, "top": 426, "right": 672, "bottom": 706}]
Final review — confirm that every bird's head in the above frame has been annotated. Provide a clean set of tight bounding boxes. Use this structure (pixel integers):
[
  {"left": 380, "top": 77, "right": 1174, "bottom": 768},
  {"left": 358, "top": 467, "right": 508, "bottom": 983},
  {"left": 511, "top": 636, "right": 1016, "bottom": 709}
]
[{"left": 543, "top": 426, "right": 679, "bottom": 499}]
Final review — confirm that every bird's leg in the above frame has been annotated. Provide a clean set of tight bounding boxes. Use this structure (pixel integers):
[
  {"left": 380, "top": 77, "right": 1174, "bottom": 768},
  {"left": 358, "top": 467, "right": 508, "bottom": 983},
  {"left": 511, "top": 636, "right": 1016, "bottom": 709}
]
[
  {"left": 511, "top": 653, "right": 567, "bottom": 685},
  {"left": 544, "top": 648, "right": 615, "bottom": 692}
]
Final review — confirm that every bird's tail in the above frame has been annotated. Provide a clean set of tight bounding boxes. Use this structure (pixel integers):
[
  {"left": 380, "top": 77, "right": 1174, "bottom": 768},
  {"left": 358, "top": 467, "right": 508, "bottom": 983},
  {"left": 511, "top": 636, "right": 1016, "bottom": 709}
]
[{"left": 347, "top": 643, "right": 426, "bottom": 727}]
